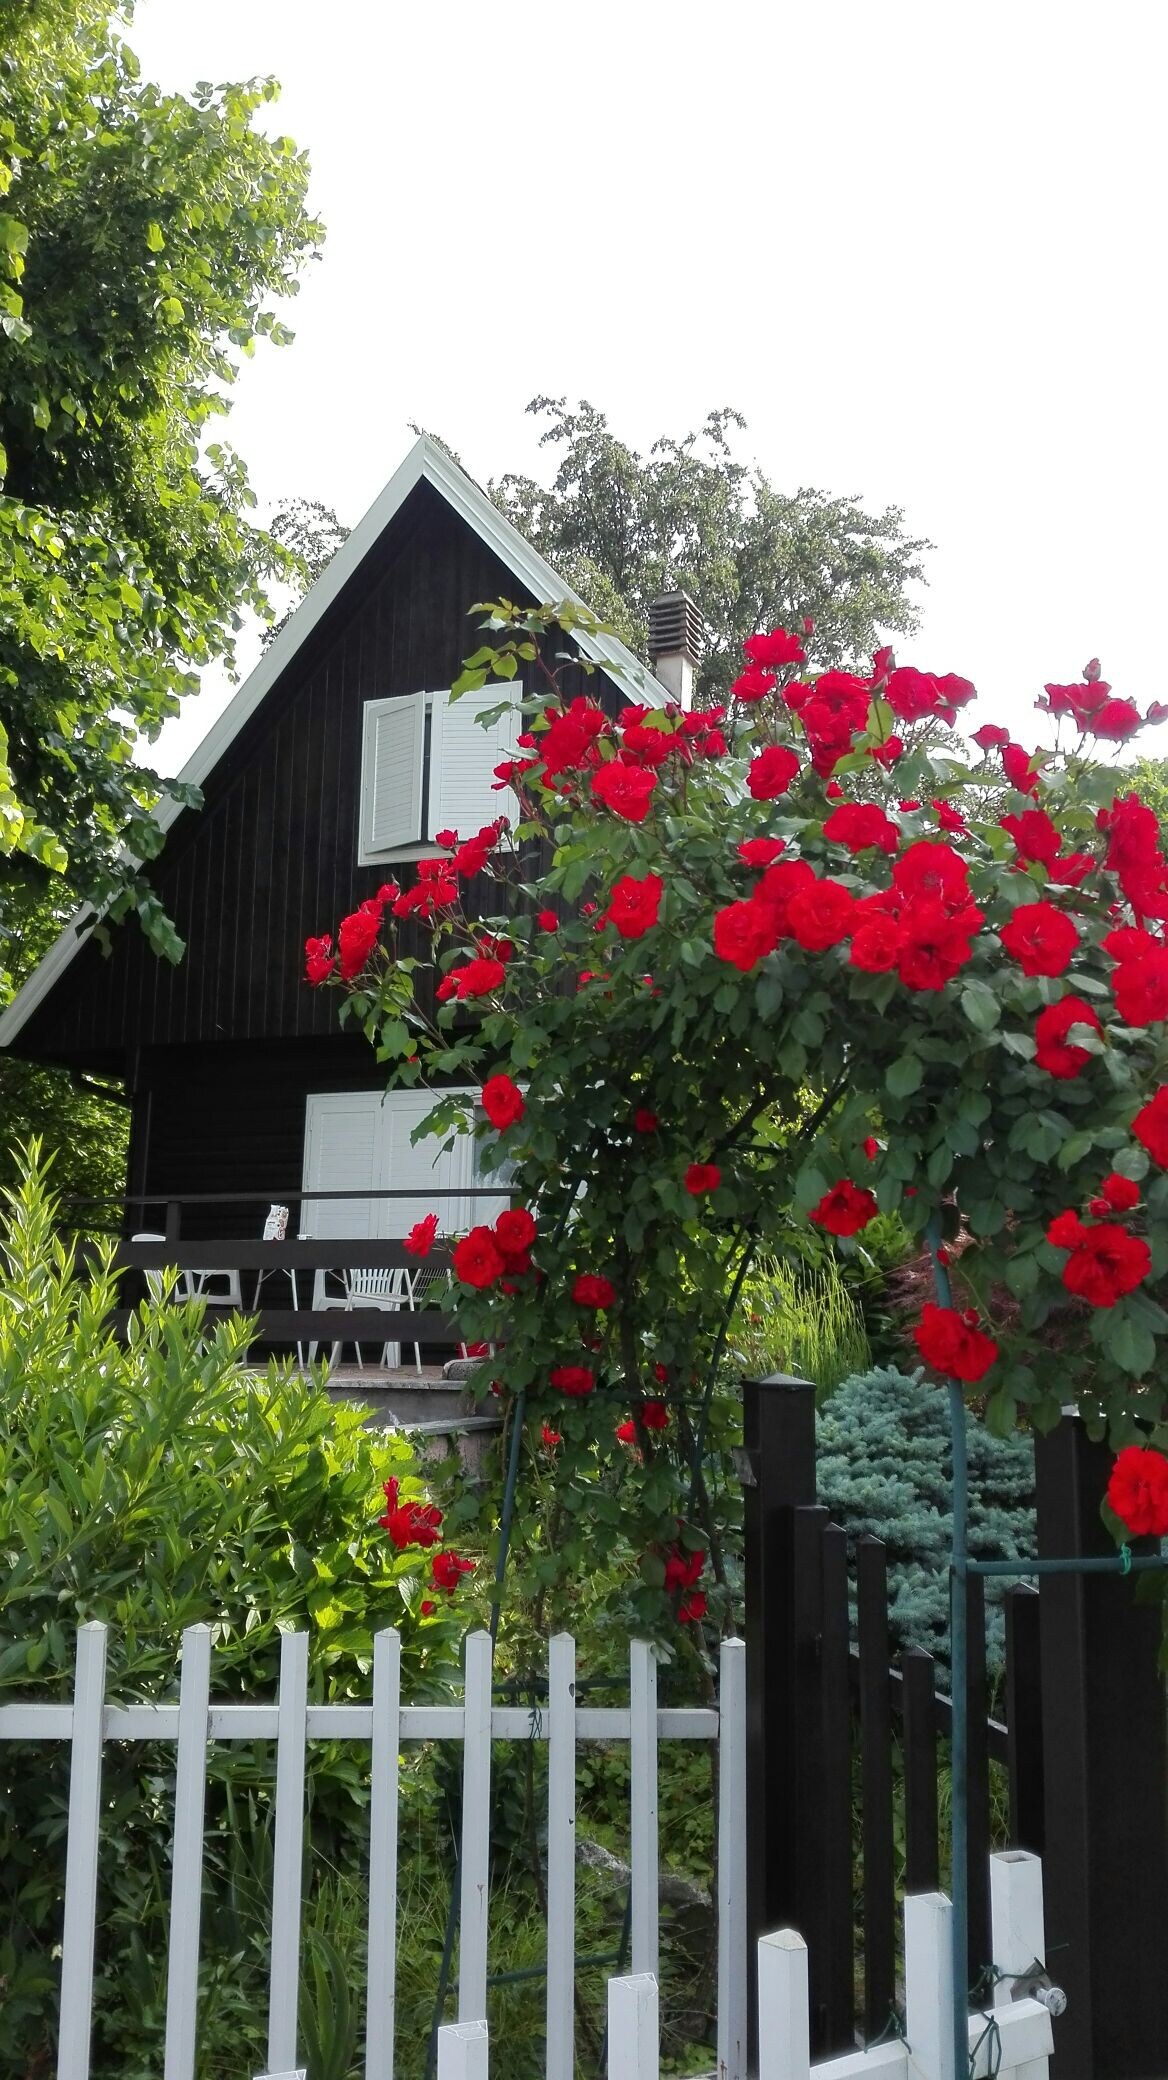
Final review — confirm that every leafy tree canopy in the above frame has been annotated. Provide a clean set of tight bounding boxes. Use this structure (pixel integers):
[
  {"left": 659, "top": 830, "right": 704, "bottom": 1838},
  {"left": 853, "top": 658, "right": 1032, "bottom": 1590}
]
[
  {"left": 490, "top": 399, "right": 932, "bottom": 698},
  {"left": 0, "top": 0, "right": 323, "bottom": 956}
]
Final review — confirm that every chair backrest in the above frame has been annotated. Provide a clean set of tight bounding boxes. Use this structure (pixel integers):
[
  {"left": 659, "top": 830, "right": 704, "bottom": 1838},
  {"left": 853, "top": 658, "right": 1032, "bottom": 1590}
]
[
  {"left": 345, "top": 1267, "right": 410, "bottom": 1303},
  {"left": 131, "top": 1233, "right": 190, "bottom": 1304}
]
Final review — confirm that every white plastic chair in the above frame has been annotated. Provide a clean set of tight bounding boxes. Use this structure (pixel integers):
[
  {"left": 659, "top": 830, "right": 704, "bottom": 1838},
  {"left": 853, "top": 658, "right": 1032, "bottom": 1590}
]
[
  {"left": 306, "top": 1263, "right": 348, "bottom": 1369},
  {"left": 342, "top": 1266, "right": 423, "bottom": 1372},
  {"left": 130, "top": 1235, "right": 241, "bottom": 1308}
]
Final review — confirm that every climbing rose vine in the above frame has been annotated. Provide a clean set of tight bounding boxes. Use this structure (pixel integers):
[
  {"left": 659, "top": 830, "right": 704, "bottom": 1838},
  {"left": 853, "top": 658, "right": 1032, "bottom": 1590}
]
[{"left": 308, "top": 606, "right": 1168, "bottom": 1636}]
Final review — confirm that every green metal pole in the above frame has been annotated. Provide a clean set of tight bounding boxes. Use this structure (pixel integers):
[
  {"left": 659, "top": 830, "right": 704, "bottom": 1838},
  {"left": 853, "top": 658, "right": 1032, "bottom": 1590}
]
[{"left": 926, "top": 1219, "right": 969, "bottom": 2080}]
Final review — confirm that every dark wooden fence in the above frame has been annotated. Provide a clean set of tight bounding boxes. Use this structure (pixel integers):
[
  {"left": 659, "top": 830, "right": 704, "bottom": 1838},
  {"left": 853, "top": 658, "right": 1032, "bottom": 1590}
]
[{"left": 742, "top": 1372, "right": 1168, "bottom": 2077}]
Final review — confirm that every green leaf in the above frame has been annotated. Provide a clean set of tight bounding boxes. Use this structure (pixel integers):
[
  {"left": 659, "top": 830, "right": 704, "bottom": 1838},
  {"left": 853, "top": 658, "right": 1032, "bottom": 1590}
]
[
  {"left": 886, "top": 1053, "right": 923, "bottom": 1098},
  {"left": 960, "top": 979, "right": 1001, "bottom": 1032}
]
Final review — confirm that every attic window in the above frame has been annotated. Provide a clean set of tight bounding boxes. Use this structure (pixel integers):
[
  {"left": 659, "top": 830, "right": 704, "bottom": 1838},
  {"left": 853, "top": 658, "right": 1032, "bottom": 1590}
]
[{"left": 358, "top": 691, "right": 516, "bottom": 864}]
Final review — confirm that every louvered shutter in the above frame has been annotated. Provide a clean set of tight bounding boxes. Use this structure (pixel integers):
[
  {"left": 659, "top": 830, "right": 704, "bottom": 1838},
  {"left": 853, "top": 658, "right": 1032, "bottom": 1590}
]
[
  {"left": 427, "top": 693, "right": 516, "bottom": 841},
  {"left": 301, "top": 1092, "right": 383, "bottom": 1238},
  {"left": 379, "top": 1089, "right": 475, "bottom": 1239},
  {"left": 360, "top": 693, "right": 425, "bottom": 858}
]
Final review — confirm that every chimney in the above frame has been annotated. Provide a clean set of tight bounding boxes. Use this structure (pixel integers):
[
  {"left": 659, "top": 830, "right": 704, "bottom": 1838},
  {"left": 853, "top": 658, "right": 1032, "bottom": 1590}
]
[{"left": 648, "top": 589, "right": 705, "bottom": 707}]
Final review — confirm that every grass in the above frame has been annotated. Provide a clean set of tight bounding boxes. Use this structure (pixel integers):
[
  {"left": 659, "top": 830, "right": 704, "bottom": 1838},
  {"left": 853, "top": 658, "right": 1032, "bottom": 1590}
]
[{"left": 729, "top": 1250, "right": 871, "bottom": 1395}]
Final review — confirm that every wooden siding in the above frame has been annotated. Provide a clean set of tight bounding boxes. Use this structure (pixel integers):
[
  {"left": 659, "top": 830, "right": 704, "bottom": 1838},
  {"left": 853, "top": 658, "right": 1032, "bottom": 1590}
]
[{"left": 19, "top": 480, "right": 589, "bottom": 1069}]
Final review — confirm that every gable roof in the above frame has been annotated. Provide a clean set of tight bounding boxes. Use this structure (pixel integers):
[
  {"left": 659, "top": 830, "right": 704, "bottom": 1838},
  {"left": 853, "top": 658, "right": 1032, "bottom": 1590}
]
[{"left": 0, "top": 436, "right": 667, "bottom": 1049}]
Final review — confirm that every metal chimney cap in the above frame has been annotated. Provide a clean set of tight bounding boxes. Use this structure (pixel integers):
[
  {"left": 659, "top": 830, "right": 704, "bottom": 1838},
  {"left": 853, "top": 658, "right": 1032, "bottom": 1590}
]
[{"left": 648, "top": 589, "right": 706, "bottom": 668}]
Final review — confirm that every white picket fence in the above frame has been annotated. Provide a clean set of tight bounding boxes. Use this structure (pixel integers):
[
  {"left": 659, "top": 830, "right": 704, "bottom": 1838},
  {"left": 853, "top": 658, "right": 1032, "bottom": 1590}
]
[{"left": 0, "top": 1624, "right": 1057, "bottom": 2080}]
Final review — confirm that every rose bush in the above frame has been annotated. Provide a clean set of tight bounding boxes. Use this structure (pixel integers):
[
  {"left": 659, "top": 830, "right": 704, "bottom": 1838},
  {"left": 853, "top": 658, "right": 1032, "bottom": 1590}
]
[{"left": 308, "top": 608, "right": 1168, "bottom": 1636}]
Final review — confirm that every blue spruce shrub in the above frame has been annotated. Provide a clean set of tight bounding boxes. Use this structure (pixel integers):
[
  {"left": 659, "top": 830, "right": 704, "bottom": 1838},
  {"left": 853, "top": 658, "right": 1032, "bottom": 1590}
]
[{"left": 815, "top": 1366, "right": 1035, "bottom": 1683}]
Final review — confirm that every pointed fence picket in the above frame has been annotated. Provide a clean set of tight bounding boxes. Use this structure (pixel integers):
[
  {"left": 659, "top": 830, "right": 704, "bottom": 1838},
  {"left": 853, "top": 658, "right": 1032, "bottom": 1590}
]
[{"left": 0, "top": 1624, "right": 746, "bottom": 2080}]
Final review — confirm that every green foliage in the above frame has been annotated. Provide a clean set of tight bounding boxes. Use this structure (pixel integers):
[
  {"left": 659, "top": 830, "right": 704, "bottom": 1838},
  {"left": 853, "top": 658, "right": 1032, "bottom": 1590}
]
[
  {"left": 490, "top": 399, "right": 931, "bottom": 696},
  {"left": 0, "top": 0, "right": 323, "bottom": 943},
  {"left": 816, "top": 1366, "right": 1035, "bottom": 1679},
  {"left": 0, "top": 1152, "right": 463, "bottom": 2074},
  {"left": 729, "top": 1249, "right": 871, "bottom": 1394}
]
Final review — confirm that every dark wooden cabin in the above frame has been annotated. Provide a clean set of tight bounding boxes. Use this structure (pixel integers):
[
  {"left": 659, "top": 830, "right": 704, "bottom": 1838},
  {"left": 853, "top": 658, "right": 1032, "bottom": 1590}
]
[{"left": 0, "top": 438, "right": 667, "bottom": 1350}]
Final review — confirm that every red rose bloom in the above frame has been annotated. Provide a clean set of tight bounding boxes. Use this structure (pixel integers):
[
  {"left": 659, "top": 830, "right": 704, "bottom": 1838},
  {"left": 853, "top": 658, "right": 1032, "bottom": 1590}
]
[
  {"left": 810, "top": 1180, "right": 878, "bottom": 1236},
  {"left": 338, "top": 900, "right": 384, "bottom": 981},
  {"left": 452, "top": 1227, "right": 506, "bottom": 1289},
  {"left": 897, "top": 901, "right": 982, "bottom": 991},
  {"left": 684, "top": 1163, "right": 721, "bottom": 1195},
  {"left": 714, "top": 897, "right": 781, "bottom": 972},
  {"left": 1107, "top": 1447, "right": 1168, "bottom": 1536},
  {"left": 453, "top": 957, "right": 507, "bottom": 1000},
  {"left": 849, "top": 909, "right": 902, "bottom": 974},
  {"left": 431, "top": 1550, "right": 475, "bottom": 1594},
  {"left": 1112, "top": 946, "right": 1168, "bottom": 1025},
  {"left": 863, "top": 1136, "right": 880, "bottom": 1160},
  {"left": 913, "top": 1303, "right": 999, "bottom": 1383},
  {"left": 744, "top": 627, "right": 806, "bottom": 669},
  {"left": 1093, "top": 698, "right": 1142, "bottom": 742},
  {"left": 481, "top": 1074, "right": 525, "bottom": 1130},
  {"left": 495, "top": 1208, "right": 536, "bottom": 1261},
  {"left": 1035, "top": 996, "right": 1100, "bottom": 1078},
  {"left": 405, "top": 1213, "right": 440, "bottom": 1258},
  {"left": 1056, "top": 1222, "right": 1150, "bottom": 1307},
  {"left": 540, "top": 1422, "right": 562, "bottom": 1451},
  {"left": 731, "top": 666, "right": 777, "bottom": 703},
  {"left": 1002, "top": 743, "right": 1041, "bottom": 795},
  {"left": 641, "top": 1399, "right": 670, "bottom": 1431},
  {"left": 634, "top": 1108, "right": 659, "bottom": 1133},
  {"left": 573, "top": 1273, "right": 616, "bottom": 1309},
  {"left": 615, "top": 1419, "right": 637, "bottom": 1445},
  {"left": 823, "top": 802, "right": 900, "bottom": 855},
  {"left": 537, "top": 909, "right": 559, "bottom": 932},
  {"left": 756, "top": 858, "right": 816, "bottom": 933},
  {"left": 664, "top": 1546, "right": 704, "bottom": 1591},
  {"left": 787, "top": 878, "right": 857, "bottom": 953},
  {"left": 1134, "top": 1086, "right": 1168, "bottom": 1166},
  {"left": 591, "top": 759, "right": 658, "bottom": 823},
  {"left": 381, "top": 1499, "right": 444, "bottom": 1549},
  {"left": 1000, "top": 808, "right": 1063, "bottom": 867},
  {"left": 999, "top": 902, "right": 1079, "bottom": 977},
  {"left": 737, "top": 837, "right": 786, "bottom": 867},
  {"left": 932, "top": 799, "right": 966, "bottom": 834},
  {"left": 972, "top": 724, "right": 1011, "bottom": 750},
  {"left": 551, "top": 1365, "right": 595, "bottom": 1397},
  {"left": 747, "top": 745, "right": 800, "bottom": 800},
  {"left": 1101, "top": 1172, "right": 1140, "bottom": 1212},
  {"left": 892, "top": 841, "right": 971, "bottom": 908},
  {"left": 305, "top": 934, "right": 335, "bottom": 985},
  {"left": 1046, "top": 1208, "right": 1088, "bottom": 1249},
  {"left": 678, "top": 1591, "right": 708, "bottom": 1623},
  {"left": 603, "top": 872, "right": 664, "bottom": 939}
]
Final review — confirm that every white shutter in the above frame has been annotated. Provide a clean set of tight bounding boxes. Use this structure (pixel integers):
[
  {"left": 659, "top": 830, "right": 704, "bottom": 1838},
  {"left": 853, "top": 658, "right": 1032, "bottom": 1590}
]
[
  {"left": 428, "top": 692, "right": 516, "bottom": 842},
  {"left": 379, "top": 1089, "right": 475, "bottom": 1239},
  {"left": 301, "top": 1092, "right": 383, "bottom": 1238},
  {"left": 360, "top": 694, "right": 425, "bottom": 859}
]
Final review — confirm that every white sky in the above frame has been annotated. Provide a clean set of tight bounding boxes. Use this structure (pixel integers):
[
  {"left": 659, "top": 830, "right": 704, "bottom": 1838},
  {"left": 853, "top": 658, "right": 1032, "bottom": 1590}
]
[{"left": 132, "top": 0, "right": 1168, "bottom": 778}]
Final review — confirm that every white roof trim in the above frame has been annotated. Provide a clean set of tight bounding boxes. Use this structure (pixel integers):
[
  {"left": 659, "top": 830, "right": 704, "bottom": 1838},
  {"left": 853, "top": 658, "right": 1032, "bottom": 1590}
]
[{"left": 0, "top": 436, "right": 668, "bottom": 1049}]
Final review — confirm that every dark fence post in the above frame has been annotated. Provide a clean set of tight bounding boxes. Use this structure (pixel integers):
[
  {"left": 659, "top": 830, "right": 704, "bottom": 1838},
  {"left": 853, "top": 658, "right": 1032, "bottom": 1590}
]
[
  {"left": 741, "top": 1371, "right": 817, "bottom": 2072},
  {"left": 1004, "top": 1583, "right": 1044, "bottom": 1854},
  {"left": 1035, "top": 1414, "right": 1168, "bottom": 2080}
]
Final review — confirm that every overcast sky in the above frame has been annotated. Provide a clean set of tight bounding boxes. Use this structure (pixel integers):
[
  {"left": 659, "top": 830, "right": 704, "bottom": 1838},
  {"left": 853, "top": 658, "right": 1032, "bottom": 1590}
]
[{"left": 131, "top": 0, "right": 1168, "bottom": 777}]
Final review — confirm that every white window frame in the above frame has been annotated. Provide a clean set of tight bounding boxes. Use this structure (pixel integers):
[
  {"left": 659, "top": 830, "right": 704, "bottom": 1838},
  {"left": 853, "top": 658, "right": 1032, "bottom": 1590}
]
[{"left": 357, "top": 689, "right": 516, "bottom": 866}]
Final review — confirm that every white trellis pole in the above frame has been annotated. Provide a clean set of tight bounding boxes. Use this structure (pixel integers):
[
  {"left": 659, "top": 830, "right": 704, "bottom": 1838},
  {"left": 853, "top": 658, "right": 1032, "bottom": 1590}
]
[
  {"left": 629, "top": 1641, "right": 658, "bottom": 1979},
  {"left": 756, "top": 1930, "right": 810, "bottom": 2080},
  {"left": 905, "top": 1892, "right": 956, "bottom": 2080},
  {"left": 57, "top": 1622, "right": 108, "bottom": 2080},
  {"left": 716, "top": 1637, "right": 748, "bottom": 2080},
  {"left": 437, "top": 2018, "right": 489, "bottom": 2079},
  {"left": 267, "top": 1628, "right": 309, "bottom": 2074},
  {"left": 607, "top": 1971, "right": 658, "bottom": 2080},
  {"left": 458, "top": 1630, "right": 493, "bottom": 2023},
  {"left": 163, "top": 1624, "right": 212, "bottom": 2080},
  {"left": 365, "top": 1627, "right": 402, "bottom": 2080},
  {"left": 989, "top": 1850, "right": 1052, "bottom": 2080},
  {"left": 545, "top": 1631, "right": 576, "bottom": 2080}
]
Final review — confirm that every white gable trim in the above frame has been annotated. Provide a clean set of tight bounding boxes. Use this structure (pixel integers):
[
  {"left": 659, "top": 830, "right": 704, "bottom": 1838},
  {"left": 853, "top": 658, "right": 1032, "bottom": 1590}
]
[{"left": 0, "top": 436, "right": 669, "bottom": 1048}]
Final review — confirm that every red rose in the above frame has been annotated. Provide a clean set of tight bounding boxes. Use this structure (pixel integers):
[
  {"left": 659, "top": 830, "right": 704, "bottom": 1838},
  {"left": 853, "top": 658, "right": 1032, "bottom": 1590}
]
[
  {"left": 622, "top": 724, "right": 674, "bottom": 766},
  {"left": 495, "top": 1208, "right": 536, "bottom": 1262},
  {"left": 381, "top": 1499, "right": 444, "bottom": 1549},
  {"left": 756, "top": 858, "right": 816, "bottom": 933},
  {"left": 822, "top": 802, "right": 899, "bottom": 855},
  {"left": 897, "top": 901, "right": 982, "bottom": 991},
  {"left": 747, "top": 745, "right": 800, "bottom": 800},
  {"left": 405, "top": 1213, "right": 439, "bottom": 1258},
  {"left": 1092, "top": 698, "right": 1142, "bottom": 742},
  {"left": 744, "top": 627, "right": 806, "bottom": 669},
  {"left": 591, "top": 759, "right": 658, "bottom": 822},
  {"left": 1000, "top": 809, "right": 1062, "bottom": 866},
  {"left": 1112, "top": 947, "right": 1168, "bottom": 1025},
  {"left": 1035, "top": 996, "right": 1100, "bottom": 1078},
  {"left": 932, "top": 799, "right": 966, "bottom": 834},
  {"left": 999, "top": 902, "right": 1079, "bottom": 977},
  {"left": 810, "top": 1180, "right": 878, "bottom": 1236},
  {"left": 615, "top": 1419, "right": 637, "bottom": 1445},
  {"left": 787, "top": 878, "right": 856, "bottom": 952},
  {"left": 1002, "top": 743, "right": 1041, "bottom": 795},
  {"left": 573, "top": 1273, "right": 616, "bottom": 1309},
  {"left": 305, "top": 934, "right": 335, "bottom": 985},
  {"left": 913, "top": 1303, "right": 999, "bottom": 1383},
  {"left": 870, "top": 734, "right": 905, "bottom": 767},
  {"left": 434, "top": 827, "right": 458, "bottom": 849},
  {"left": 1056, "top": 1222, "right": 1150, "bottom": 1307},
  {"left": 737, "top": 837, "right": 786, "bottom": 867},
  {"left": 713, "top": 897, "right": 781, "bottom": 972},
  {"left": 664, "top": 1546, "right": 704, "bottom": 1591},
  {"left": 972, "top": 724, "right": 1011, "bottom": 750},
  {"left": 603, "top": 872, "right": 664, "bottom": 939},
  {"left": 849, "top": 910, "right": 902, "bottom": 974},
  {"left": 892, "top": 841, "right": 971, "bottom": 908},
  {"left": 863, "top": 1136, "right": 880, "bottom": 1159},
  {"left": 453, "top": 957, "right": 507, "bottom": 999},
  {"left": 537, "top": 909, "right": 559, "bottom": 931},
  {"left": 634, "top": 1108, "right": 659, "bottom": 1133},
  {"left": 642, "top": 1399, "right": 670, "bottom": 1431},
  {"left": 684, "top": 1163, "right": 721, "bottom": 1195},
  {"left": 1046, "top": 1208, "right": 1088, "bottom": 1249},
  {"left": 540, "top": 1422, "right": 562, "bottom": 1451},
  {"left": 452, "top": 1227, "right": 506, "bottom": 1289},
  {"left": 431, "top": 1550, "right": 475, "bottom": 1594},
  {"left": 1134, "top": 1086, "right": 1168, "bottom": 1166},
  {"left": 338, "top": 900, "right": 384, "bottom": 981},
  {"left": 1101, "top": 1173, "right": 1140, "bottom": 1212},
  {"left": 678, "top": 1591, "right": 708, "bottom": 1623},
  {"left": 481, "top": 1074, "right": 525, "bottom": 1131},
  {"left": 1107, "top": 1446, "right": 1168, "bottom": 1536},
  {"left": 551, "top": 1365, "right": 595, "bottom": 1397},
  {"left": 731, "top": 666, "right": 777, "bottom": 703}
]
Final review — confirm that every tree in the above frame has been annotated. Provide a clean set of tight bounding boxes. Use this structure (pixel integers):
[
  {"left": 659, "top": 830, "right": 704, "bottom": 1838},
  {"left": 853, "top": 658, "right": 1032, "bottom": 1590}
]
[
  {"left": 490, "top": 399, "right": 931, "bottom": 696},
  {"left": 0, "top": 0, "right": 323, "bottom": 956},
  {"left": 261, "top": 497, "right": 350, "bottom": 648}
]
